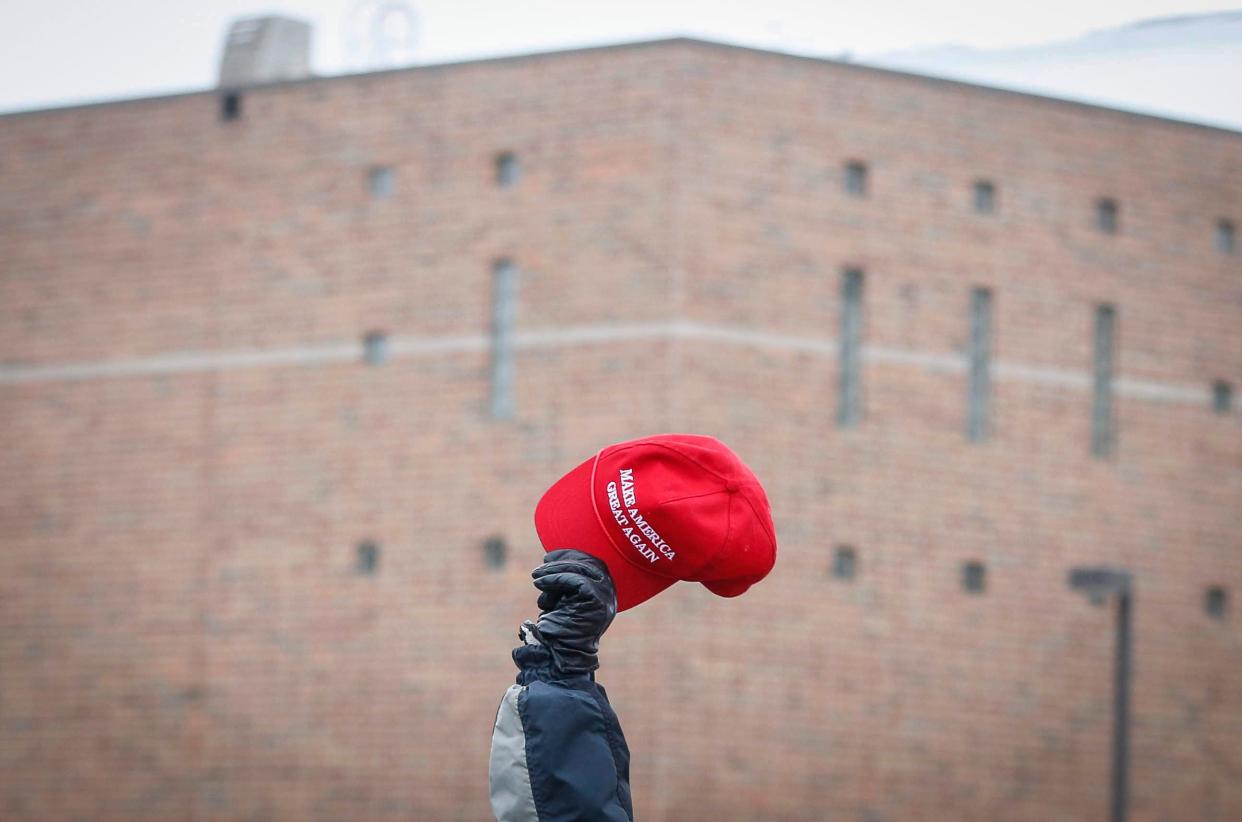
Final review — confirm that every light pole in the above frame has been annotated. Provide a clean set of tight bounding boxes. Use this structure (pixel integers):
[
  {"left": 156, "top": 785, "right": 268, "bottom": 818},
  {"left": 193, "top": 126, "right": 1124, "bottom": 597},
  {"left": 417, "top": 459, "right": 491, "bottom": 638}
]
[{"left": 1068, "top": 567, "right": 1133, "bottom": 822}]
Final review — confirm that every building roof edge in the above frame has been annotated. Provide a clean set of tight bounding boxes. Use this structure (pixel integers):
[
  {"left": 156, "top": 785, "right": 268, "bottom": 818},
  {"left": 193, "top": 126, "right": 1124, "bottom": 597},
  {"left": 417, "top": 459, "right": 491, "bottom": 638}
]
[{"left": 1, "top": 35, "right": 1239, "bottom": 138}]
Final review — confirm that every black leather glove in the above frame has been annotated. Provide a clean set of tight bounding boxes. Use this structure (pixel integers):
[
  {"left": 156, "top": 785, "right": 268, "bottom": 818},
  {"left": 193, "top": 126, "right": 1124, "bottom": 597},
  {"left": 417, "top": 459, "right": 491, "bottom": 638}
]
[{"left": 520, "top": 549, "right": 616, "bottom": 676}]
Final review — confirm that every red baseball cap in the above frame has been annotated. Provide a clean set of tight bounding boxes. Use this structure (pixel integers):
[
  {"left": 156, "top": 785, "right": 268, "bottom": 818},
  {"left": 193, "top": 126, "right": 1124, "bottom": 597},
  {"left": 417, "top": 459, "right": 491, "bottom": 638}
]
[{"left": 534, "top": 434, "right": 778, "bottom": 611}]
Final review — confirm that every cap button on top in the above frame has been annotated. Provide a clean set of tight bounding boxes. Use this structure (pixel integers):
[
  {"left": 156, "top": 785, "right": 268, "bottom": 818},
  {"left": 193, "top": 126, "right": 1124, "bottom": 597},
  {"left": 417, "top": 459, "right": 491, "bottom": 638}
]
[{"left": 725, "top": 480, "right": 740, "bottom": 494}]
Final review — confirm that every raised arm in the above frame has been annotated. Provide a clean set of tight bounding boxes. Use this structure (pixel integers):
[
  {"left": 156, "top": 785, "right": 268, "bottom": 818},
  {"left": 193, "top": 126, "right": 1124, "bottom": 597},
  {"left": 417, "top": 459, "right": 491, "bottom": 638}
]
[{"left": 489, "top": 550, "right": 633, "bottom": 822}]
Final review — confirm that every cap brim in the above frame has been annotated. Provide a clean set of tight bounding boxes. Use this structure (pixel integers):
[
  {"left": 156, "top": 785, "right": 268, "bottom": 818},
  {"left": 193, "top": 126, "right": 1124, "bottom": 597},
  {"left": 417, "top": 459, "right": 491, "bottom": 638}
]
[{"left": 534, "top": 455, "right": 677, "bottom": 612}]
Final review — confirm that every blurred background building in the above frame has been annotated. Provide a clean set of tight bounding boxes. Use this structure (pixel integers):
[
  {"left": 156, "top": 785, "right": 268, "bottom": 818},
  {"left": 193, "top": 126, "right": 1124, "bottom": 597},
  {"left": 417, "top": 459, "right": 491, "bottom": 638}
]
[{"left": 1, "top": 12, "right": 1239, "bottom": 821}]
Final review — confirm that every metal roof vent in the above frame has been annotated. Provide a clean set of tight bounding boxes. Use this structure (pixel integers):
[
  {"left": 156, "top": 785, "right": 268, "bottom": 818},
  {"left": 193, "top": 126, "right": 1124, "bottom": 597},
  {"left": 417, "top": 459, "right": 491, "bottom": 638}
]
[{"left": 218, "top": 16, "right": 312, "bottom": 88}]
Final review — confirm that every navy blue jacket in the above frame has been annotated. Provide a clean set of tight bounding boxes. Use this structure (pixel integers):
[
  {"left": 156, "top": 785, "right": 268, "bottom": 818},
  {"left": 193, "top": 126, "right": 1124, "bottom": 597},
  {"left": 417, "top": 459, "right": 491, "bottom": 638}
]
[{"left": 489, "top": 640, "right": 633, "bottom": 821}]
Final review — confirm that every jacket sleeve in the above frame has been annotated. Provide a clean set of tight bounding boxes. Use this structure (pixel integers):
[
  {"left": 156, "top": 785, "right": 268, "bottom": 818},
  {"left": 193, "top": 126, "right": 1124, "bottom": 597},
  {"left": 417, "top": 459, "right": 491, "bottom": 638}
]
[{"left": 489, "top": 643, "right": 633, "bottom": 822}]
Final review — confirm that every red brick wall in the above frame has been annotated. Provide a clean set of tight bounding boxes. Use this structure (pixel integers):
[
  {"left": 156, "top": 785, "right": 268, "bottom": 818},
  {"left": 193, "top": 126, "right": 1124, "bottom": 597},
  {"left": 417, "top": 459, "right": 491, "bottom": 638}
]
[{"left": 1, "top": 39, "right": 1239, "bottom": 821}]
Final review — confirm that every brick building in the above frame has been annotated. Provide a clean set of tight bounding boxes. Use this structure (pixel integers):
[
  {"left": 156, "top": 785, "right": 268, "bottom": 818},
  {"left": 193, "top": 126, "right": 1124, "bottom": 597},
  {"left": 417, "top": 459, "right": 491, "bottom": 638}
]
[{"left": 1, "top": 36, "right": 1239, "bottom": 821}]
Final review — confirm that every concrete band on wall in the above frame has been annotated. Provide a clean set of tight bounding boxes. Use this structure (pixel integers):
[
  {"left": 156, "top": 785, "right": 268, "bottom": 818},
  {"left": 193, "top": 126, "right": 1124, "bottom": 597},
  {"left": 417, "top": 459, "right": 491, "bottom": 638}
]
[{"left": 0, "top": 320, "right": 1211, "bottom": 406}]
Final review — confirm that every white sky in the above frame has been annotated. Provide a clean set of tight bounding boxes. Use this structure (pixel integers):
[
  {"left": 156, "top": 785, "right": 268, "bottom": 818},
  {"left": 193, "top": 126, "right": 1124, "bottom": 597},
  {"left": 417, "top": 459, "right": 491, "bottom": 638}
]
[{"left": 0, "top": 0, "right": 1237, "bottom": 114}]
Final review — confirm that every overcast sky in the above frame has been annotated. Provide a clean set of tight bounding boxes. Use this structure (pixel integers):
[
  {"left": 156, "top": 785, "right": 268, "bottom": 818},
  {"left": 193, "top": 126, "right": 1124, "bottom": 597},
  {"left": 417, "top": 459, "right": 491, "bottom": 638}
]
[{"left": 0, "top": 0, "right": 1237, "bottom": 114}]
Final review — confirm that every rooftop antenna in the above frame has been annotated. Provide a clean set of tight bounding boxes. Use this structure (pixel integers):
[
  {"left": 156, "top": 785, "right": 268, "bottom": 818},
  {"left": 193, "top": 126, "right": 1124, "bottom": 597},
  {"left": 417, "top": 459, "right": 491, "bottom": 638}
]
[{"left": 345, "top": 0, "right": 419, "bottom": 72}]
